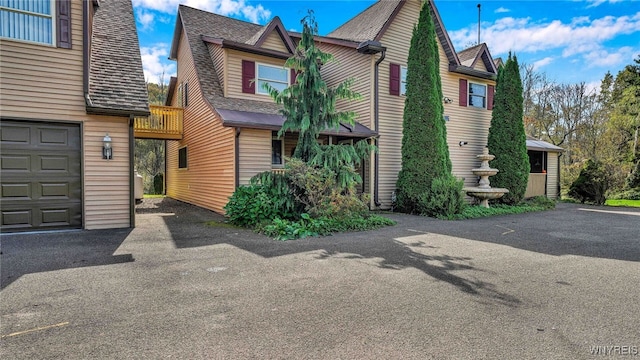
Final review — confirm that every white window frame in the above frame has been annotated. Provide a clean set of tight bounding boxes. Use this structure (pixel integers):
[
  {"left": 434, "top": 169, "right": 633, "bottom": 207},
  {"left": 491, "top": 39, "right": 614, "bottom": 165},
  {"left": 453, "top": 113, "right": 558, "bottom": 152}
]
[
  {"left": 400, "top": 66, "right": 407, "bottom": 96},
  {"left": 256, "top": 63, "right": 289, "bottom": 95},
  {"left": 271, "top": 132, "right": 285, "bottom": 167},
  {"left": 468, "top": 82, "right": 487, "bottom": 108},
  {"left": 0, "top": 0, "right": 56, "bottom": 46}
]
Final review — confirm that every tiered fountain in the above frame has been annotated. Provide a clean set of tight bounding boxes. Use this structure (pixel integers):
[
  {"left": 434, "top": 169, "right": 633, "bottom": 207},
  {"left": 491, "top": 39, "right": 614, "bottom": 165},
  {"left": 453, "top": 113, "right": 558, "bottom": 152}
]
[{"left": 463, "top": 147, "right": 509, "bottom": 208}]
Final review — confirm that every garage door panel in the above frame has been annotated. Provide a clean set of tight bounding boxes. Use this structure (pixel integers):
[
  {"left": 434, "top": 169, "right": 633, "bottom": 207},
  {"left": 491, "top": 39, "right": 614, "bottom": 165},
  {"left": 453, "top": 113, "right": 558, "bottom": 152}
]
[
  {"left": 1, "top": 154, "right": 31, "bottom": 171},
  {"left": 0, "top": 125, "right": 31, "bottom": 144},
  {"left": 1, "top": 121, "right": 82, "bottom": 232},
  {"left": 1, "top": 183, "right": 32, "bottom": 199}
]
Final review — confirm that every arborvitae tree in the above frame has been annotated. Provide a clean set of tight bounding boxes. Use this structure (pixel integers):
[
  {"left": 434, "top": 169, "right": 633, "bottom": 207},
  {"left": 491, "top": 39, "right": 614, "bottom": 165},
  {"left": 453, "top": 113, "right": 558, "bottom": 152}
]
[
  {"left": 395, "top": 1, "right": 457, "bottom": 214},
  {"left": 487, "top": 53, "right": 529, "bottom": 204}
]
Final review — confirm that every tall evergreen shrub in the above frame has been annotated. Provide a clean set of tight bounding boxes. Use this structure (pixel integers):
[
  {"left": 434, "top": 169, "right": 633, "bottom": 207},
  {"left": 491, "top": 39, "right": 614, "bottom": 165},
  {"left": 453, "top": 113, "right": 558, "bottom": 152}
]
[
  {"left": 487, "top": 53, "right": 529, "bottom": 204},
  {"left": 395, "top": 2, "right": 455, "bottom": 214}
]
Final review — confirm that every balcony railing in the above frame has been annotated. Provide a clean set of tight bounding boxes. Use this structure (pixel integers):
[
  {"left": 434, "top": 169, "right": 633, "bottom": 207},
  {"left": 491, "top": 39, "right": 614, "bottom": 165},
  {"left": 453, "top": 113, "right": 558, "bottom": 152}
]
[
  {"left": 524, "top": 173, "right": 547, "bottom": 198},
  {"left": 134, "top": 105, "right": 183, "bottom": 140}
]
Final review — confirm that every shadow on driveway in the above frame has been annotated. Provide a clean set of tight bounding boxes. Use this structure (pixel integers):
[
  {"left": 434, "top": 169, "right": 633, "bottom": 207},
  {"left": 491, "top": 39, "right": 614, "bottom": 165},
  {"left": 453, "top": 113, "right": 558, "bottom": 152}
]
[{"left": 0, "top": 228, "right": 133, "bottom": 290}]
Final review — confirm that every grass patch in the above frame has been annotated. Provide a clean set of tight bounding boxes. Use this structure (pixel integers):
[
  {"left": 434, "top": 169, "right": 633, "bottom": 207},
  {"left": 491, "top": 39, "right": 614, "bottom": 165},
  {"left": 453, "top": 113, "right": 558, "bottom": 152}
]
[
  {"left": 204, "top": 220, "right": 242, "bottom": 229},
  {"left": 143, "top": 194, "right": 165, "bottom": 199},
  {"left": 605, "top": 199, "right": 640, "bottom": 208},
  {"left": 441, "top": 196, "right": 556, "bottom": 220}
]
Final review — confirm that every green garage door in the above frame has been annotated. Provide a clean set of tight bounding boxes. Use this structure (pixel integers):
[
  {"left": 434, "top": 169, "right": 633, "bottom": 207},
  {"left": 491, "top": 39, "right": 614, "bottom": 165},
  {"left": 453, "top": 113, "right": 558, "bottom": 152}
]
[{"left": 1, "top": 121, "right": 82, "bottom": 232}]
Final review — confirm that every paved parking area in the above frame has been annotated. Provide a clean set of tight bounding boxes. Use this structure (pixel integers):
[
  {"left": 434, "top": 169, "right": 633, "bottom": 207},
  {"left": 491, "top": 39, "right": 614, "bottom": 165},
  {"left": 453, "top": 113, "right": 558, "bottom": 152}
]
[{"left": 1, "top": 199, "right": 639, "bottom": 359}]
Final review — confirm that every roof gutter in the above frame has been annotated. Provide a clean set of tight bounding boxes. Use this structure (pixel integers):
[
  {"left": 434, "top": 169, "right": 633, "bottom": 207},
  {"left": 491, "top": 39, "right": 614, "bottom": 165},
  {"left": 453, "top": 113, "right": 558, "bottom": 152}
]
[{"left": 449, "top": 64, "right": 497, "bottom": 80}]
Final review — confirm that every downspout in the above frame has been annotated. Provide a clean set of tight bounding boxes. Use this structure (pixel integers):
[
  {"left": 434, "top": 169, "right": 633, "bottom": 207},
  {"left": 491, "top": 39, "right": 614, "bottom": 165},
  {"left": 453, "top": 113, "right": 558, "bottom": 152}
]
[
  {"left": 373, "top": 49, "right": 386, "bottom": 207},
  {"left": 235, "top": 128, "right": 241, "bottom": 188},
  {"left": 129, "top": 116, "right": 135, "bottom": 228},
  {"left": 557, "top": 152, "right": 563, "bottom": 199}
]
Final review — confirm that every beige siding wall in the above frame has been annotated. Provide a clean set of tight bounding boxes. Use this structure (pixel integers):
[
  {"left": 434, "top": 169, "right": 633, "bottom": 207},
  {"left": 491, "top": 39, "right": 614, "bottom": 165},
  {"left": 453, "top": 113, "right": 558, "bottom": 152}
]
[
  {"left": 166, "top": 30, "right": 236, "bottom": 214},
  {"left": 238, "top": 129, "right": 272, "bottom": 185},
  {"left": 226, "top": 49, "right": 288, "bottom": 101},
  {"left": 546, "top": 152, "right": 560, "bottom": 199},
  {"left": 208, "top": 43, "right": 227, "bottom": 96},
  {"left": 83, "top": 117, "right": 131, "bottom": 229},
  {"left": 441, "top": 43, "right": 495, "bottom": 192},
  {"left": 0, "top": 1, "right": 132, "bottom": 229},
  {"left": 473, "top": 60, "right": 488, "bottom": 72},
  {"left": 318, "top": 43, "right": 373, "bottom": 128},
  {"left": 375, "top": 0, "right": 421, "bottom": 208},
  {"left": 261, "top": 32, "right": 289, "bottom": 53}
]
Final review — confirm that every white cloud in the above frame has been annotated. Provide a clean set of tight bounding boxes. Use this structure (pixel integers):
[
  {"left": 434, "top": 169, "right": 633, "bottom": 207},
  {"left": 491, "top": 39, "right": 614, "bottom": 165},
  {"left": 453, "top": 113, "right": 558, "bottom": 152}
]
[
  {"left": 586, "top": 0, "right": 625, "bottom": 8},
  {"left": 448, "top": 12, "right": 640, "bottom": 56},
  {"left": 533, "top": 57, "right": 554, "bottom": 70},
  {"left": 132, "top": 0, "right": 271, "bottom": 23},
  {"left": 136, "top": 9, "right": 155, "bottom": 31},
  {"left": 583, "top": 46, "right": 636, "bottom": 67},
  {"left": 140, "top": 44, "right": 176, "bottom": 84},
  {"left": 494, "top": 7, "right": 510, "bottom": 14}
]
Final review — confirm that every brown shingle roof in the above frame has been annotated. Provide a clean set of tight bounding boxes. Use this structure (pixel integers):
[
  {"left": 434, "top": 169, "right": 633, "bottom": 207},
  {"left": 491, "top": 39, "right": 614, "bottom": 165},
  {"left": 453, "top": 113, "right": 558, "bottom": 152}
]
[
  {"left": 177, "top": 5, "right": 282, "bottom": 115},
  {"left": 328, "top": 0, "right": 402, "bottom": 42},
  {"left": 88, "top": 0, "right": 149, "bottom": 115},
  {"left": 458, "top": 43, "right": 484, "bottom": 67}
]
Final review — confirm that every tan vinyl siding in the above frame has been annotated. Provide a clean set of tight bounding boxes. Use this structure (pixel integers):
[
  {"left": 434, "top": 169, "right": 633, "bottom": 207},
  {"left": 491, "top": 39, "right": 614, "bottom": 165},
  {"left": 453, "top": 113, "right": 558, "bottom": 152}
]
[
  {"left": 0, "top": 1, "right": 132, "bottom": 229},
  {"left": 0, "top": 3, "right": 85, "bottom": 120},
  {"left": 473, "top": 60, "right": 488, "bottom": 72},
  {"left": 260, "top": 32, "right": 289, "bottom": 53},
  {"left": 546, "top": 152, "right": 560, "bottom": 199},
  {"left": 208, "top": 43, "right": 226, "bottom": 96},
  {"left": 375, "top": 0, "right": 421, "bottom": 208},
  {"left": 238, "top": 129, "right": 272, "bottom": 185},
  {"left": 226, "top": 49, "right": 287, "bottom": 101},
  {"left": 84, "top": 117, "right": 131, "bottom": 229},
  {"left": 318, "top": 43, "right": 373, "bottom": 128},
  {"left": 166, "top": 30, "right": 235, "bottom": 214}
]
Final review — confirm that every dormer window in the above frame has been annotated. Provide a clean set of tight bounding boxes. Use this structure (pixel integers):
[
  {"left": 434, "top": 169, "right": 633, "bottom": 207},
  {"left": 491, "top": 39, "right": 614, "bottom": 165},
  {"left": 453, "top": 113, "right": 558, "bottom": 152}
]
[{"left": 256, "top": 63, "right": 289, "bottom": 95}]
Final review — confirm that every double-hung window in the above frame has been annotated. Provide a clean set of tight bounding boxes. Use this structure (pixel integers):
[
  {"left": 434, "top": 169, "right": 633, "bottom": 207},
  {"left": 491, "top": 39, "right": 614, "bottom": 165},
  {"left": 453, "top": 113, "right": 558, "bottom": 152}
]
[
  {"left": 0, "top": 0, "right": 55, "bottom": 45},
  {"left": 469, "top": 83, "right": 487, "bottom": 108},
  {"left": 257, "top": 64, "right": 289, "bottom": 95}
]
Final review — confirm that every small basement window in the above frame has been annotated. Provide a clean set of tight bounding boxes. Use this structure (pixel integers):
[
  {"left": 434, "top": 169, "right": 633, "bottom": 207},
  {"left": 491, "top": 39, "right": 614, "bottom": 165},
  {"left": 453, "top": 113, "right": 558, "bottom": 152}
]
[{"left": 178, "top": 146, "right": 187, "bottom": 169}]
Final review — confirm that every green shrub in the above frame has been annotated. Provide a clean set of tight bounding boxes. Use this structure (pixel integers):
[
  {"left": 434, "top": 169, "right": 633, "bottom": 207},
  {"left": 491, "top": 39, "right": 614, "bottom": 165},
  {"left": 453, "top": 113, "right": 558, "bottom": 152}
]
[
  {"left": 525, "top": 195, "right": 556, "bottom": 209},
  {"left": 568, "top": 159, "right": 608, "bottom": 205},
  {"left": 257, "top": 214, "right": 395, "bottom": 241},
  {"left": 416, "top": 176, "right": 466, "bottom": 217},
  {"left": 626, "top": 159, "right": 640, "bottom": 189},
  {"left": 608, "top": 189, "right": 640, "bottom": 200},
  {"left": 250, "top": 171, "right": 300, "bottom": 220},
  {"left": 224, "top": 185, "right": 276, "bottom": 227},
  {"left": 153, "top": 173, "right": 164, "bottom": 195}
]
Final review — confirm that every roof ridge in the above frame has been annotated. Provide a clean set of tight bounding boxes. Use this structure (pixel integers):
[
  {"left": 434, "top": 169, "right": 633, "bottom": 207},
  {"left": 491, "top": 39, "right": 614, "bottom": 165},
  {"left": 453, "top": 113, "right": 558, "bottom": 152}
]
[{"left": 178, "top": 4, "right": 264, "bottom": 27}]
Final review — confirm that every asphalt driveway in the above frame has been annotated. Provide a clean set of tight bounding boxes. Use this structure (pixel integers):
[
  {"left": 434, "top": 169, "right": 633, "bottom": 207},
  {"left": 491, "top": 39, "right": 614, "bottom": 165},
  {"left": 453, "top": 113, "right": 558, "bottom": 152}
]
[{"left": 1, "top": 199, "right": 638, "bottom": 359}]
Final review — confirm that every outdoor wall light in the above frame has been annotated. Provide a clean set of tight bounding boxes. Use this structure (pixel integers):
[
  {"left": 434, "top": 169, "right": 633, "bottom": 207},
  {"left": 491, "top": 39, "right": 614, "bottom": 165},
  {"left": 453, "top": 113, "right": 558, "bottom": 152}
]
[
  {"left": 443, "top": 97, "right": 453, "bottom": 104},
  {"left": 103, "top": 133, "right": 113, "bottom": 160},
  {"left": 459, "top": 141, "right": 468, "bottom": 146}
]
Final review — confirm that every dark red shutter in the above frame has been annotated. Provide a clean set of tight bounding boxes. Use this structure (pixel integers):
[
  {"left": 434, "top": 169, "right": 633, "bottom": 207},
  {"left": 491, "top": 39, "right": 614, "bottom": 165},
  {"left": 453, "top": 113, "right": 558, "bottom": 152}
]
[
  {"left": 487, "top": 85, "right": 494, "bottom": 110},
  {"left": 290, "top": 68, "right": 298, "bottom": 85},
  {"left": 389, "top": 63, "right": 400, "bottom": 96},
  {"left": 57, "top": 0, "right": 72, "bottom": 48},
  {"left": 242, "top": 60, "right": 255, "bottom": 93},
  {"left": 459, "top": 79, "right": 468, "bottom": 107}
]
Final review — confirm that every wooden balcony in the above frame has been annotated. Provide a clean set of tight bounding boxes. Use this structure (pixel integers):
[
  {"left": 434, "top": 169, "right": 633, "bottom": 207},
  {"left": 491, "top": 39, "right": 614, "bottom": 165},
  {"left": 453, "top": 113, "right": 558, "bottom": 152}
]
[{"left": 134, "top": 105, "right": 183, "bottom": 140}]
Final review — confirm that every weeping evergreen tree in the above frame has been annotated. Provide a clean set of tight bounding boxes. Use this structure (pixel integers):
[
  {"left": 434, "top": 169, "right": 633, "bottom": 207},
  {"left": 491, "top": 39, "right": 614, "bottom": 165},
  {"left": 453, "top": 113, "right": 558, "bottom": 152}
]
[
  {"left": 395, "top": 1, "right": 463, "bottom": 216},
  {"left": 264, "top": 11, "right": 361, "bottom": 163},
  {"left": 487, "top": 53, "right": 529, "bottom": 204}
]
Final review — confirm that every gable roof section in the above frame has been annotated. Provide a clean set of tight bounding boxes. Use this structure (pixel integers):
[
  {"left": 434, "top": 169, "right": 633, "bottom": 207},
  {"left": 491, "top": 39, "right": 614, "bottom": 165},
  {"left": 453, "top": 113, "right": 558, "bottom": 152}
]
[
  {"left": 328, "top": 0, "right": 496, "bottom": 80},
  {"left": 246, "top": 16, "right": 296, "bottom": 53},
  {"left": 457, "top": 43, "right": 498, "bottom": 74},
  {"left": 87, "top": 0, "right": 149, "bottom": 116},
  {"left": 526, "top": 136, "right": 564, "bottom": 152},
  {"left": 328, "top": 0, "right": 402, "bottom": 42}
]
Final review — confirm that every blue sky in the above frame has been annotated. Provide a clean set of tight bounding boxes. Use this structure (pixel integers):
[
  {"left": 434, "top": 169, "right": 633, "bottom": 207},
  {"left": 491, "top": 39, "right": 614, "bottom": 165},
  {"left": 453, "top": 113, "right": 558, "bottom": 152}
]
[{"left": 133, "top": 0, "right": 640, "bottom": 90}]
